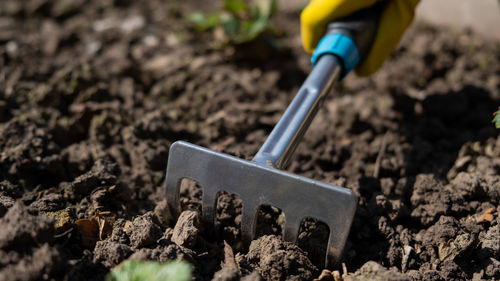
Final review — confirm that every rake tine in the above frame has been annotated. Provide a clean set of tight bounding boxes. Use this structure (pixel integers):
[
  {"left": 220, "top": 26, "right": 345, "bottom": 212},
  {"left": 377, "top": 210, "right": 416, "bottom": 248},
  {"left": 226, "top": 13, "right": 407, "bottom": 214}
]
[
  {"left": 240, "top": 204, "right": 258, "bottom": 244},
  {"left": 326, "top": 233, "right": 343, "bottom": 269},
  {"left": 165, "top": 177, "right": 181, "bottom": 218},
  {"left": 165, "top": 141, "right": 357, "bottom": 268},
  {"left": 283, "top": 216, "right": 300, "bottom": 243},
  {"left": 201, "top": 186, "right": 217, "bottom": 234}
]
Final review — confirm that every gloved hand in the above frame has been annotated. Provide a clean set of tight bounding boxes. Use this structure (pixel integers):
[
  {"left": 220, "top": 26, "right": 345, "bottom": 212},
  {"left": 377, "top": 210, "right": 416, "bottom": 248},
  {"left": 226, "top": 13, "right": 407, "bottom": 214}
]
[{"left": 301, "top": 0, "right": 419, "bottom": 76}]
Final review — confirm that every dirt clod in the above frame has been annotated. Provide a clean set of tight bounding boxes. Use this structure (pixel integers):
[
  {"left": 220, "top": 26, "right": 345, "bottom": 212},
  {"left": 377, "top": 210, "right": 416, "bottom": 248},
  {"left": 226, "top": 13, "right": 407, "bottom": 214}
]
[
  {"left": 66, "top": 158, "right": 119, "bottom": 200},
  {"left": 241, "top": 271, "right": 262, "bottom": 281},
  {"left": 314, "top": 269, "right": 342, "bottom": 281},
  {"left": 344, "top": 261, "right": 409, "bottom": 281},
  {"left": 0, "top": 244, "right": 64, "bottom": 281},
  {"left": 480, "top": 223, "right": 500, "bottom": 259},
  {"left": 0, "top": 202, "right": 54, "bottom": 250},
  {"left": 154, "top": 199, "right": 173, "bottom": 227},
  {"left": 128, "top": 243, "right": 195, "bottom": 263},
  {"left": 93, "top": 240, "right": 134, "bottom": 268},
  {"left": 437, "top": 233, "right": 478, "bottom": 262},
  {"left": 30, "top": 193, "right": 65, "bottom": 212},
  {"left": 212, "top": 267, "right": 240, "bottom": 281},
  {"left": 240, "top": 235, "right": 317, "bottom": 281},
  {"left": 126, "top": 212, "right": 162, "bottom": 248},
  {"left": 0, "top": 196, "right": 15, "bottom": 218},
  {"left": 172, "top": 210, "right": 201, "bottom": 249}
]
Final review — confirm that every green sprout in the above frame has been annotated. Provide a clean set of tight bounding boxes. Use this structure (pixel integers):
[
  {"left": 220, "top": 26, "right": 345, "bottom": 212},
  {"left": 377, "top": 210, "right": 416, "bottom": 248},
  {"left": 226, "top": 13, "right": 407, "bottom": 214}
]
[
  {"left": 106, "top": 260, "right": 192, "bottom": 281},
  {"left": 493, "top": 107, "right": 500, "bottom": 129},
  {"left": 188, "top": 0, "right": 278, "bottom": 45}
]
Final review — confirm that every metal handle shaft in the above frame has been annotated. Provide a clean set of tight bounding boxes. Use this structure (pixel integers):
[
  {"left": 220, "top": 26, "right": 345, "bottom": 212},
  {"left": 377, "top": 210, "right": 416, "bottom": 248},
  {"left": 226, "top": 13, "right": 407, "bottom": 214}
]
[
  {"left": 253, "top": 3, "right": 382, "bottom": 170},
  {"left": 253, "top": 54, "right": 342, "bottom": 169}
]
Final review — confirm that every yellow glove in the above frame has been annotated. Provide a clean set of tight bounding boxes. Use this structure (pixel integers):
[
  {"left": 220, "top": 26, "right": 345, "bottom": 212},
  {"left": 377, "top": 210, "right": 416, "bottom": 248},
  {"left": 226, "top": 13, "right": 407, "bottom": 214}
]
[{"left": 301, "top": 0, "right": 419, "bottom": 76}]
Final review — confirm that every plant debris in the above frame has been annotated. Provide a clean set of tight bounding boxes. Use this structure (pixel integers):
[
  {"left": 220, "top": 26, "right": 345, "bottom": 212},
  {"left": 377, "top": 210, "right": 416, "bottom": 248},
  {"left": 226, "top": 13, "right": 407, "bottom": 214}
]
[
  {"left": 75, "top": 211, "right": 116, "bottom": 249},
  {"left": 188, "top": 0, "right": 279, "bottom": 46},
  {"left": 477, "top": 207, "right": 495, "bottom": 223}
]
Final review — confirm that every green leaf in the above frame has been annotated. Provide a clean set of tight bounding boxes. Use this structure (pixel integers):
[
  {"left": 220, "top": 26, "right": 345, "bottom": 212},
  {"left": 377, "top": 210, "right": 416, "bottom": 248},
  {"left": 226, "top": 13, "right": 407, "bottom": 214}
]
[
  {"left": 493, "top": 108, "right": 500, "bottom": 129},
  {"left": 205, "top": 14, "right": 220, "bottom": 29},
  {"left": 236, "top": 18, "right": 267, "bottom": 43},
  {"left": 188, "top": 12, "right": 219, "bottom": 31},
  {"left": 185, "top": 0, "right": 278, "bottom": 46},
  {"left": 188, "top": 11, "right": 206, "bottom": 26},
  {"left": 256, "top": 0, "right": 278, "bottom": 20},
  {"left": 223, "top": 0, "right": 248, "bottom": 14},
  {"left": 106, "top": 260, "right": 192, "bottom": 281},
  {"left": 220, "top": 13, "right": 240, "bottom": 35}
]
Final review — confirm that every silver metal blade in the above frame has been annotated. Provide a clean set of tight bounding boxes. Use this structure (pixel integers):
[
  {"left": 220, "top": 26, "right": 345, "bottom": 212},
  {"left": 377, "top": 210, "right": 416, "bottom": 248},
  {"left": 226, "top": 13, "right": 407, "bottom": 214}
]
[{"left": 165, "top": 141, "right": 357, "bottom": 268}]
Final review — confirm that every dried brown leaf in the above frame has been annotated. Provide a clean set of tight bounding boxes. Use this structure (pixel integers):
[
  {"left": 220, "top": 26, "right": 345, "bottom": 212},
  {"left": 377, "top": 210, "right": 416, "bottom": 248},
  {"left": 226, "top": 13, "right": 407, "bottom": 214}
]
[
  {"left": 75, "top": 211, "right": 116, "bottom": 248},
  {"left": 314, "top": 270, "right": 335, "bottom": 281},
  {"left": 123, "top": 220, "right": 133, "bottom": 232},
  {"left": 477, "top": 207, "right": 494, "bottom": 223},
  {"left": 95, "top": 211, "right": 115, "bottom": 240},
  {"left": 75, "top": 217, "right": 98, "bottom": 249},
  {"left": 332, "top": 270, "right": 342, "bottom": 281}
]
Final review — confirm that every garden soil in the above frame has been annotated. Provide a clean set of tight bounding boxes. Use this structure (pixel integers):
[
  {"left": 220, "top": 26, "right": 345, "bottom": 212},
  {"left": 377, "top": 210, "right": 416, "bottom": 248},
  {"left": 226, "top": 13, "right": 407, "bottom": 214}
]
[{"left": 0, "top": 0, "right": 499, "bottom": 280}]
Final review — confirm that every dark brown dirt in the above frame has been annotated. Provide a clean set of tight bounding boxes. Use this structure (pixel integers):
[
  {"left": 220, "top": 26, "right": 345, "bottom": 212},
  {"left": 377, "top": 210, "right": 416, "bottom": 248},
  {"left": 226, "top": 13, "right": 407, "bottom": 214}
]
[
  {"left": 237, "top": 235, "right": 318, "bottom": 281},
  {"left": 0, "top": 0, "right": 499, "bottom": 280}
]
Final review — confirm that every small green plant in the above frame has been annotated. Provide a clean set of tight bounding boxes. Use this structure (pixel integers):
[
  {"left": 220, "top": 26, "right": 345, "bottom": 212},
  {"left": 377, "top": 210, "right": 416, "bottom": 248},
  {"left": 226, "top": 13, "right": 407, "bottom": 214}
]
[
  {"left": 106, "top": 260, "right": 192, "bottom": 281},
  {"left": 188, "top": 0, "right": 278, "bottom": 45},
  {"left": 493, "top": 107, "right": 500, "bottom": 128}
]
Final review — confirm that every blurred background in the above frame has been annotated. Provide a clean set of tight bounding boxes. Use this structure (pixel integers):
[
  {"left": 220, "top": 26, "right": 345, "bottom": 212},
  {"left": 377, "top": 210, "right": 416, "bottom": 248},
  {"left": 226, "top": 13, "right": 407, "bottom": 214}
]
[{"left": 279, "top": 0, "right": 500, "bottom": 41}]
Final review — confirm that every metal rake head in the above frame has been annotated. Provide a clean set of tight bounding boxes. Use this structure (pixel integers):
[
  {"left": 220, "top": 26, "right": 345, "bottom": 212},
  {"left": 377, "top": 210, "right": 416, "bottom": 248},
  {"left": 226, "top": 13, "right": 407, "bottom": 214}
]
[{"left": 165, "top": 141, "right": 357, "bottom": 268}]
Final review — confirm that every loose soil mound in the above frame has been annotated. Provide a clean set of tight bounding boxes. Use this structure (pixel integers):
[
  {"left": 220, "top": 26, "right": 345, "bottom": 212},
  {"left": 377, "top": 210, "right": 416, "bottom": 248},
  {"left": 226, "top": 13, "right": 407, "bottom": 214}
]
[{"left": 0, "top": 0, "right": 499, "bottom": 280}]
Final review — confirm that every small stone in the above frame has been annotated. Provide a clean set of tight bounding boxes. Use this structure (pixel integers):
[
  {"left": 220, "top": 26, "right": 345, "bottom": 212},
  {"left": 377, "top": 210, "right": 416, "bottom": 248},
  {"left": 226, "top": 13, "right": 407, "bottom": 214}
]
[
  {"left": 6, "top": 41, "right": 18, "bottom": 57},
  {"left": 142, "top": 35, "right": 159, "bottom": 47},
  {"left": 120, "top": 16, "right": 145, "bottom": 33},
  {"left": 93, "top": 18, "right": 116, "bottom": 32},
  {"left": 86, "top": 40, "right": 101, "bottom": 56},
  {"left": 401, "top": 245, "right": 414, "bottom": 272}
]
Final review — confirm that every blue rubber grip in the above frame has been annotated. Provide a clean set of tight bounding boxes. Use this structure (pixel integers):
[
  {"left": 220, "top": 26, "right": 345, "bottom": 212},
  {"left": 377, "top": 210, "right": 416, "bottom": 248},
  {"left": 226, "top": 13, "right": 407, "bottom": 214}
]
[{"left": 311, "top": 33, "right": 360, "bottom": 77}]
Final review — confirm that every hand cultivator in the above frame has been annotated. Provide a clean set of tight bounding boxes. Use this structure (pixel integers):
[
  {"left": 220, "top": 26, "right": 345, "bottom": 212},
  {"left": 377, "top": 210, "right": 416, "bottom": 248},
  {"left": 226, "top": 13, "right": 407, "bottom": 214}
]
[{"left": 165, "top": 6, "right": 381, "bottom": 268}]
